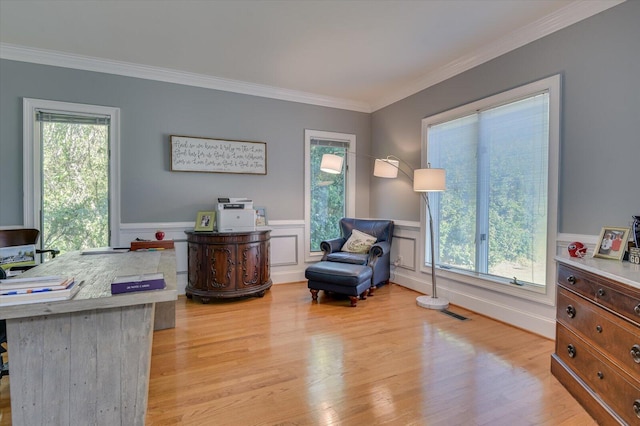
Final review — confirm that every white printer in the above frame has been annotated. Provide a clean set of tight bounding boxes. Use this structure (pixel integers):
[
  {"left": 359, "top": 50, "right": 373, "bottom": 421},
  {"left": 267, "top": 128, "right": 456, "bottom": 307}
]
[{"left": 216, "top": 198, "right": 256, "bottom": 232}]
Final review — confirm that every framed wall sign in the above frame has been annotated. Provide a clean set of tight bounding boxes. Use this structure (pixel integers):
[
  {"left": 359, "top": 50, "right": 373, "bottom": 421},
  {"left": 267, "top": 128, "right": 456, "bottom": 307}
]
[{"left": 170, "top": 135, "right": 267, "bottom": 175}]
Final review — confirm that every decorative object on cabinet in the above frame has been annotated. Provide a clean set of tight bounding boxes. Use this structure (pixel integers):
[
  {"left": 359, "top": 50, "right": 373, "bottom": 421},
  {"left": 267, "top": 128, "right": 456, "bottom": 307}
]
[
  {"left": 185, "top": 230, "right": 271, "bottom": 303},
  {"left": 255, "top": 207, "right": 267, "bottom": 226},
  {"left": 551, "top": 257, "right": 640, "bottom": 425},
  {"left": 633, "top": 215, "right": 640, "bottom": 247},
  {"left": 593, "top": 226, "right": 630, "bottom": 260},
  {"left": 170, "top": 135, "right": 266, "bottom": 174},
  {"left": 194, "top": 211, "right": 215, "bottom": 232},
  {"left": 567, "top": 241, "right": 587, "bottom": 258}
]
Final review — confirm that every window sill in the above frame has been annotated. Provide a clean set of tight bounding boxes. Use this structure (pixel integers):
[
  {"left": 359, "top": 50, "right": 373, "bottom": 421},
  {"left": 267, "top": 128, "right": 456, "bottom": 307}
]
[{"left": 433, "top": 265, "right": 556, "bottom": 307}]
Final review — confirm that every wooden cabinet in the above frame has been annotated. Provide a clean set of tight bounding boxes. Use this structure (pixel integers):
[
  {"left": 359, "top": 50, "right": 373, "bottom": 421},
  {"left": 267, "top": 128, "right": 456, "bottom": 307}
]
[
  {"left": 552, "top": 257, "right": 640, "bottom": 425},
  {"left": 185, "top": 230, "right": 271, "bottom": 303}
]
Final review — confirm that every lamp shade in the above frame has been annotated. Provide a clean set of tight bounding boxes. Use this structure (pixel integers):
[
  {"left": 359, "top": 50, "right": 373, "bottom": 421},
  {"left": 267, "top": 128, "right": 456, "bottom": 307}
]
[
  {"left": 373, "top": 159, "right": 399, "bottom": 178},
  {"left": 413, "top": 168, "right": 446, "bottom": 192},
  {"left": 320, "top": 153, "right": 344, "bottom": 174}
]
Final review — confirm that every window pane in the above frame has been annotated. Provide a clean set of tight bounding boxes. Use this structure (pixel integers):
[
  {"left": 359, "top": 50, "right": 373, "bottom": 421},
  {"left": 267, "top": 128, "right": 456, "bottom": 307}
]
[
  {"left": 484, "top": 94, "right": 549, "bottom": 284},
  {"left": 310, "top": 145, "right": 345, "bottom": 252},
  {"left": 41, "top": 120, "right": 110, "bottom": 253},
  {"left": 428, "top": 93, "right": 550, "bottom": 286},
  {"left": 429, "top": 115, "right": 478, "bottom": 271}
]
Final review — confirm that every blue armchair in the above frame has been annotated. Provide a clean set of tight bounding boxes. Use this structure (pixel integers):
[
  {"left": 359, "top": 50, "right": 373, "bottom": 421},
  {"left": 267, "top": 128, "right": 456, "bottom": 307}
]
[{"left": 320, "top": 218, "right": 394, "bottom": 289}]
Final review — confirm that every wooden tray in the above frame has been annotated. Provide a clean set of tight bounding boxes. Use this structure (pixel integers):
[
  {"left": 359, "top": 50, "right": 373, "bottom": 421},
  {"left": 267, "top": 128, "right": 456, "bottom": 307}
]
[{"left": 130, "top": 240, "right": 175, "bottom": 250}]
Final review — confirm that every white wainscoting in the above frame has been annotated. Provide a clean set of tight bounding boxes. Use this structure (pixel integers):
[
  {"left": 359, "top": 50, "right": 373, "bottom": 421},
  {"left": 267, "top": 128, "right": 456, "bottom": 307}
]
[{"left": 118, "top": 220, "right": 599, "bottom": 339}]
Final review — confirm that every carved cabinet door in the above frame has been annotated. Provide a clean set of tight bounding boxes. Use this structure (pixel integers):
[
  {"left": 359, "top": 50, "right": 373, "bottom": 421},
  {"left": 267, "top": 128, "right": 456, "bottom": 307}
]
[
  {"left": 205, "top": 245, "right": 235, "bottom": 290},
  {"left": 187, "top": 242, "right": 202, "bottom": 291},
  {"left": 236, "top": 241, "right": 262, "bottom": 289}
]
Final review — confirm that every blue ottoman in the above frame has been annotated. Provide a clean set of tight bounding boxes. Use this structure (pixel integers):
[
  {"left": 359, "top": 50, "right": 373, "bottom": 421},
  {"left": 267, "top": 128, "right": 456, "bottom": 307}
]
[{"left": 305, "top": 261, "right": 373, "bottom": 307}]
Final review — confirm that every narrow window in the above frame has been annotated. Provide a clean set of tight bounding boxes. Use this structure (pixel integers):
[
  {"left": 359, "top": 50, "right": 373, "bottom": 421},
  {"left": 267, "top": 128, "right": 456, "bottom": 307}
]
[
  {"left": 24, "top": 99, "right": 121, "bottom": 254},
  {"left": 304, "top": 130, "right": 355, "bottom": 261}
]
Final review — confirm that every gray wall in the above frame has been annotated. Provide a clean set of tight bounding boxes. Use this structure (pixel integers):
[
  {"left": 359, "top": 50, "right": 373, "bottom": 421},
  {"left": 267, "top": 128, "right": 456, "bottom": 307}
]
[
  {"left": 0, "top": 61, "right": 371, "bottom": 225},
  {"left": 371, "top": 0, "right": 640, "bottom": 234}
]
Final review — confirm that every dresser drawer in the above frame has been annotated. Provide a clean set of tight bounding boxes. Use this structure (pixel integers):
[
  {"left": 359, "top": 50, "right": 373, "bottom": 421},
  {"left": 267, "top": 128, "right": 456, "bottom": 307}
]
[
  {"left": 558, "top": 263, "right": 640, "bottom": 324},
  {"left": 558, "top": 287, "right": 640, "bottom": 377},
  {"left": 556, "top": 324, "right": 640, "bottom": 425}
]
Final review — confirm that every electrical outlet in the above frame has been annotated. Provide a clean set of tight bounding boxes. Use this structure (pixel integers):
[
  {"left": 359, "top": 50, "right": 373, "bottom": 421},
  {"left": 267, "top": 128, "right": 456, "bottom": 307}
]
[{"left": 393, "top": 256, "right": 402, "bottom": 267}]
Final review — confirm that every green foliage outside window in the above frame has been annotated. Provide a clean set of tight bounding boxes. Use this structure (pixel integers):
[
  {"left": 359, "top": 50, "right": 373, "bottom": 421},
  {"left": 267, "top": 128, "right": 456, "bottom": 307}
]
[
  {"left": 309, "top": 146, "right": 345, "bottom": 252},
  {"left": 41, "top": 122, "right": 109, "bottom": 254}
]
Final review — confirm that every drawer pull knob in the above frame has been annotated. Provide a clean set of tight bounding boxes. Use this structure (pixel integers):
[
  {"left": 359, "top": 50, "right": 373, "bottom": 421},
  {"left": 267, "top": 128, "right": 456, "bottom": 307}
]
[
  {"left": 596, "top": 325, "right": 602, "bottom": 333},
  {"left": 566, "top": 305, "right": 576, "bottom": 318},
  {"left": 635, "top": 304, "right": 640, "bottom": 316},
  {"left": 597, "top": 288, "right": 606, "bottom": 297},
  {"left": 634, "top": 400, "right": 640, "bottom": 418},
  {"left": 597, "top": 371, "right": 604, "bottom": 379},
  {"left": 566, "top": 275, "right": 576, "bottom": 285},
  {"left": 567, "top": 344, "right": 576, "bottom": 358},
  {"left": 631, "top": 345, "right": 640, "bottom": 364}
]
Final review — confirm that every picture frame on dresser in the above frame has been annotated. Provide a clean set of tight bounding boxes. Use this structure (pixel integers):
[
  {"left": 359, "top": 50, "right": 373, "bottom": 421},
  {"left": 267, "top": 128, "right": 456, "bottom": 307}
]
[
  {"left": 593, "top": 226, "right": 630, "bottom": 260},
  {"left": 255, "top": 207, "right": 267, "bottom": 226},
  {"left": 194, "top": 211, "right": 215, "bottom": 232}
]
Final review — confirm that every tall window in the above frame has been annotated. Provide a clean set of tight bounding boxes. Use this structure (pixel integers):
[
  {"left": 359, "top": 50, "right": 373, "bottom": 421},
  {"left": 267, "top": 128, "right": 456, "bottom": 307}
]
[
  {"left": 24, "top": 99, "right": 121, "bottom": 253},
  {"left": 37, "top": 111, "right": 110, "bottom": 252},
  {"left": 304, "top": 130, "right": 355, "bottom": 261},
  {"left": 423, "top": 75, "right": 560, "bottom": 295}
]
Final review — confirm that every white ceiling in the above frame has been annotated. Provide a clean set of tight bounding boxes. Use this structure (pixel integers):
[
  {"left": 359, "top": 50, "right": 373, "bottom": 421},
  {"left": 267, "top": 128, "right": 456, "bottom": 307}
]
[{"left": 0, "top": 0, "right": 624, "bottom": 112}]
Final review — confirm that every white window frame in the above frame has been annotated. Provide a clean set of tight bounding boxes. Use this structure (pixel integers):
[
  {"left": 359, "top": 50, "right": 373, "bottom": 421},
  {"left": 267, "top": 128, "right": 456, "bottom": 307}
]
[
  {"left": 304, "top": 129, "right": 356, "bottom": 262},
  {"left": 23, "top": 98, "right": 121, "bottom": 246},
  {"left": 420, "top": 74, "right": 560, "bottom": 305}
]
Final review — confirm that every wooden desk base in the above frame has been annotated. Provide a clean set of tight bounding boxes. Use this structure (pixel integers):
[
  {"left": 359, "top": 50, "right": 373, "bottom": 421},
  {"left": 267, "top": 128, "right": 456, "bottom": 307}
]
[{"left": 8, "top": 303, "right": 154, "bottom": 425}]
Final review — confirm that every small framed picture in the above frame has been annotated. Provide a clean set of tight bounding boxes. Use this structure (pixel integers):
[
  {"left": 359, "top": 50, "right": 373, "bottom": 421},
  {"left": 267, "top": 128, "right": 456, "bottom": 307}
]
[
  {"left": 194, "top": 211, "right": 215, "bottom": 232},
  {"left": 593, "top": 226, "right": 630, "bottom": 260},
  {"left": 255, "top": 207, "right": 267, "bottom": 227}
]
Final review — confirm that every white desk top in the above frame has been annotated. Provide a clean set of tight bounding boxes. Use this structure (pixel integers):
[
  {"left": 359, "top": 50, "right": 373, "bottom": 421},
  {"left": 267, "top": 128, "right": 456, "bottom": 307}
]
[
  {"left": 0, "top": 249, "right": 177, "bottom": 320},
  {"left": 555, "top": 255, "right": 640, "bottom": 290}
]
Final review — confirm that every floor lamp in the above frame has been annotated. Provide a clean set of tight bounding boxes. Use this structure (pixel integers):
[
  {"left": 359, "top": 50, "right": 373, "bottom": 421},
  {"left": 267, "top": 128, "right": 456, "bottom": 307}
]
[
  {"left": 321, "top": 154, "right": 448, "bottom": 310},
  {"left": 413, "top": 167, "right": 448, "bottom": 310}
]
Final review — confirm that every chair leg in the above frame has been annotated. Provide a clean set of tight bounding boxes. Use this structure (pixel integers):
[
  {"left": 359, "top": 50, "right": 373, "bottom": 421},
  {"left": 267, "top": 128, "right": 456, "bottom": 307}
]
[
  {"left": 368, "top": 285, "right": 375, "bottom": 296},
  {"left": 310, "top": 289, "right": 319, "bottom": 302},
  {"left": 348, "top": 296, "right": 358, "bottom": 307},
  {"left": 359, "top": 288, "right": 369, "bottom": 300}
]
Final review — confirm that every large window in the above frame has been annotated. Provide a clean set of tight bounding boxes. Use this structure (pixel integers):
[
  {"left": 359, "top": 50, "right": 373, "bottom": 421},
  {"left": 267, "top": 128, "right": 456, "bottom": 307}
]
[
  {"left": 304, "top": 130, "right": 355, "bottom": 261},
  {"left": 423, "top": 75, "right": 560, "bottom": 297},
  {"left": 23, "top": 99, "right": 121, "bottom": 251}
]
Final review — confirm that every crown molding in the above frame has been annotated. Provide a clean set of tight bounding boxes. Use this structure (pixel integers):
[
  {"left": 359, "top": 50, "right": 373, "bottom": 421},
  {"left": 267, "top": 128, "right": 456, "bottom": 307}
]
[
  {"left": 0, "top": 43, "right": 372, "bottom": 113},
  {"left": 0, "top": 0, "right": 624, "bottom": 114},
  {"left": 370, "top": 0, "right": 626, "bottom": 111}
]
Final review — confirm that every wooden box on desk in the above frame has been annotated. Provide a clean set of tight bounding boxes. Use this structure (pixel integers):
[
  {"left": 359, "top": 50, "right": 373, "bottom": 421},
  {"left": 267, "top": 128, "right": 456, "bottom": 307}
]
[{"left": 130, "top": 240, "right": 175, "bottom": 250}]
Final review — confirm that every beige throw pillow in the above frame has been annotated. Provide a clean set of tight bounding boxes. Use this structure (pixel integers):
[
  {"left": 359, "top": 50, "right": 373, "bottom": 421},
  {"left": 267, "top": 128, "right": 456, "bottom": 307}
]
[{"left": 341, "top": 229, "right": 377, "bottom": 254}]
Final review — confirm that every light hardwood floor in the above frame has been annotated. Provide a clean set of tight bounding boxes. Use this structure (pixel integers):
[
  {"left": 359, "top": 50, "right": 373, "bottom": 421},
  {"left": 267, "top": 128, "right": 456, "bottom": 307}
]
[{"left": 1, "top": 283, "right": 595, "bottom": 425}]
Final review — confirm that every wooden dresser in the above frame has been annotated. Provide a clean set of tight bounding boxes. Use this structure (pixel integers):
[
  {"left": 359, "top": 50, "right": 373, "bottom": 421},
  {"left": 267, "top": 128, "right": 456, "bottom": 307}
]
[
  {"left": 552, "top": 256, "right": 640, "bottom": 425},
  {"left": 185, "top": 230, "right": 271, "bottom": 303}
]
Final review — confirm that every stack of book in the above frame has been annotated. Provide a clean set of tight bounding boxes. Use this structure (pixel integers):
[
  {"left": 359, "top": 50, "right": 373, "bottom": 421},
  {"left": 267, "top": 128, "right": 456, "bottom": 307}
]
[{"left": 0, "top": 276, "right": 81, "bottom": 306}]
